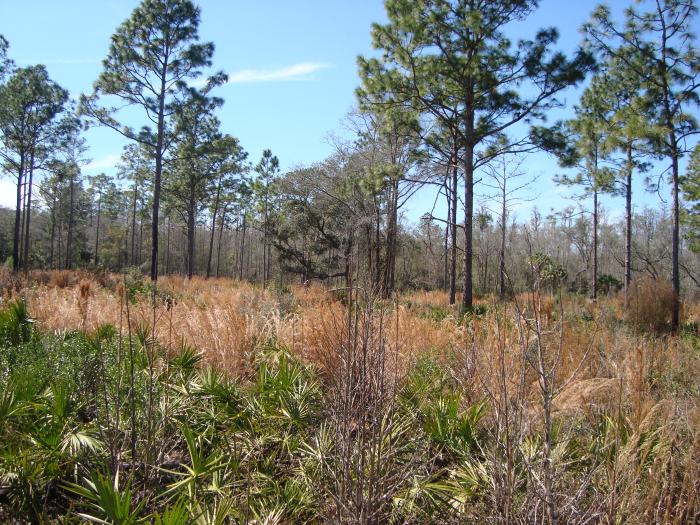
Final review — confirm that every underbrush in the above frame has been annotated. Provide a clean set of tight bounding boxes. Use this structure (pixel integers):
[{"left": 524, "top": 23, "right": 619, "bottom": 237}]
[{"left": 0, "top": 277, "right": 698, "bottom": 523}]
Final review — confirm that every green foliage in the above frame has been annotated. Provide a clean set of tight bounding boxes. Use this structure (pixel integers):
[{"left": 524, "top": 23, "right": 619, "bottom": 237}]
[
  {"left": 597, "top": 274, "right": 622, "bottom": 295},
  {"left": 683, "top": 143, "right": 700, "bottom": 251},
  {"left": 64, "top": 470, "right": 149, "bottom": 525},
  {"left": 0, "top": 299, "right": 35, "bottom": 347},
  {"left": 528, "top": 252, "right": 567, "bottom": 283}
]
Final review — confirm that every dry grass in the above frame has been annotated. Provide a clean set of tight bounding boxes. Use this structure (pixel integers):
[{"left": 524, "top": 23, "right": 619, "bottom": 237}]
[
  {"left": 16, "top": 274, "right": 700, "bottom": 420},
  {"left": 19, "top": 275, "right": 696, "bottom": 404},
  {"left": 8, "top": 272, "right": 700, "bottom": 521},
  {"left": 627, "top": 275, "right": 677, "bottom": 334}
]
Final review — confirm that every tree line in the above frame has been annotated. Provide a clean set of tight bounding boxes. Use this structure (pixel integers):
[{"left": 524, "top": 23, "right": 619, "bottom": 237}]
[{"left": 1, "top": 0, "right": 700, "bottom": 326}]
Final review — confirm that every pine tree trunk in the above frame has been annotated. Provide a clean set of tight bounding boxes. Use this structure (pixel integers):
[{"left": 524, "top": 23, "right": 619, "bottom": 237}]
[
  {"left": 216, "top": 203, "right": 227, "bottom": 279},
  {"left": 95, "top": 194, "right": 102, "bottom": 267},
  {"left": 13, "top": 153, "right": 25, "bottom": 271},
  {"left": 593, "top": 189, "right": 598, "bottom": 300},
  {"left": 450, "top": 163, "right": 458, "bottom": 305},
  {"left": 139, "top": 218, "right": 143, "bottom": 267},
  {"left": 66, "top": 169, "right": 75, "bottom": 270},
  {"left": 206, "top": 175, "right": 223, "bottom": 279},
  {"left": 151, "top": 66, "right": 168, "bottom": 282},
  {"left": 500, "top": 188, "right": 507, "bottom": 300},
  {"left": 50, "top": 194, "right": 56, "bottom": 269},
  {"left": 625, "top": 147, "right": 632, "bottom": 308},
  {"left": 131, "top": 183, "right": 138, "bottom": 267},
  {"left": 19, "top": 177, "right": 27, "bottom": 270},
  {"left": 443, "top": 179, "right": 449, "bottom": 292},
  {"left": 462, "top": 110, "right": 475, "bottom": 308},
  {"left": 23, "top": 154, "right": 35, "bottom": 274},
  {"left": 166, "top": 218, "right": 171, "bottom": 276},
  {"left": 381, "top": 178, "right": 399, "bottom": 298},
  {"left": 239, "top": 213, "right": 246, "bottom": 281},
  {"left": 671, "top": 138, "right": 680, "bottom": 330},
  {"left": 187, "top": 186, "right": 196, "bottom": 278},
  {"left": 58, "top": 223, "right": 63, "bottom": 270}
]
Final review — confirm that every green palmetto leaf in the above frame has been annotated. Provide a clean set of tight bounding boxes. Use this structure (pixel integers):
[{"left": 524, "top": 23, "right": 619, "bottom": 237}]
[
  {"left": 63, "top": 469, "right": 149, "bottom": 525},
  {"left": 191, "top": 497, "right": 233, "bottom": 525},
  {"left": 45, "top": 380, "right": 81, "bottom": 425},
  {"left": 161, "top": 423, "right": 226, "bottom": 497},
  {"left": 60, "top": 428, "right": 105, "bottom": 456},
  {"left": 154, "top": 497, "right": 199, "bottom": 525},
  {"left": 249, "top": 505, "right": 285, "bottom": 525},
  {"left": 0, "top": 388, "right": 21, "bottom": 427}
]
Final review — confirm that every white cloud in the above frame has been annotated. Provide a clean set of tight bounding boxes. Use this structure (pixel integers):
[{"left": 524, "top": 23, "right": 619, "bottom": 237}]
[
  {"left": 227, "top": 62, "right": 330, "bottom": 83},
  {"left": 84, "top": 154, "right": 121, "bottom": 171}
]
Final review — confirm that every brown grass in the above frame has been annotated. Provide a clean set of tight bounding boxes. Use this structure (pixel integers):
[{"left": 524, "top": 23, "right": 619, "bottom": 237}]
[
  {"left": 8, "top": 272, "right": 700, "bottom": 521},
  {"left": 627, "top": 275, "right": 677, "bottom": 334},
  {"left": 17, "top": 274, "right": 700, "bottom": 411}
]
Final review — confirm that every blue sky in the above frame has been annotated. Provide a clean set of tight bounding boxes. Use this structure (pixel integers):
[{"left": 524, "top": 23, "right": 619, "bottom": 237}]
[{"left": 0, "top": 0, "right": 681, "bottom": 224}]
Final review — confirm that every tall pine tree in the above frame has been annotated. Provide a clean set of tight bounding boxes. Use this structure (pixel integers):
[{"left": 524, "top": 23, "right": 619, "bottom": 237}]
[{"left": 357, "top": 0, "right": 595, "bottom": 307}]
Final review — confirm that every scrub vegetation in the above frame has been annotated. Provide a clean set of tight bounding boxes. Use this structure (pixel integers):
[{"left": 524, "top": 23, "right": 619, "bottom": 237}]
[{"left": 1, "top": 270, "right": 699, "bottom": 523}]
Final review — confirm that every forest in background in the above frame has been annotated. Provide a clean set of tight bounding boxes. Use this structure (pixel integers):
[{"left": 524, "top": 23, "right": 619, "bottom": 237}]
[{"left": 0, "top": 0, "right": 698, "bottom": 325}]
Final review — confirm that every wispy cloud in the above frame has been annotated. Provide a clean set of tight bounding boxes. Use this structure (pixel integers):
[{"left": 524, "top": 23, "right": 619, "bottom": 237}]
[
  {"left": 227, "top": 62, "right": 330, "bottom": 83},
  {"left": 84, "top": 154, "right": 121, "bottom": 171},
  {"left": 17, "top": 58, "right": 101, "bottom": 65}
]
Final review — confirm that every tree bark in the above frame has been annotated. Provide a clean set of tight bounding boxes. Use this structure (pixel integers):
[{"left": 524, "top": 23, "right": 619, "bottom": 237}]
[
  {"left": 671, "top": 137, "right": 680, "bottom": 330},
  {"left": 95, "top": 191, "right": 102, "bottom": 267},
  {"left": 66, "top": 168, "right": 75, "bottom": 270},
  {"left": 151, "top": 54, "right": 169, "bottom": 282},
  {"left": 450, "top": 163, "right": 458, "bottom": 305},
  {"left": 187, "top": 192, "right": 195, "bottom": 279},
  {"left": 462, "top": 90, "right": 475, "bottom": 308},
  {"left": 206, "top": 173, "right": 223, "bottom": 279},
  {"left": 216, "top": 203, "right": 227, "bottom": 279},
  {"left": 625, "top": 146, "right": 632, "bottom": 308},
  {"left": 166, "top": 217, "right": 171, "bottom": 275},
  {"left": 12, "top": 153, "right": 25, "bottom": 271},
  {"left": 500, "top": 185, "right": 507, "bottom": 300},
  {"left": 50, "top": 194, "right": 56, "bottom": 269},
  {"left": 239, "top": 212, "right": 246, "bottom": 281},
  {"left": 131, "top": 183, "right": 138, "bottom": 267},
  {"left": 23, "top": 153, "right": 35, "bottom": 274},
  {"left": 593, "top": 189, "right": 598, "bottom": 300}
]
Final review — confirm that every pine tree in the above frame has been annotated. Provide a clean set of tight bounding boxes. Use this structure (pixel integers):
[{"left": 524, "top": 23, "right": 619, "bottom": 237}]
[
  {"left": 598, "top": 61, "right": 653, "bottom": 306},
  {"left": 79, "top": 0, "right": 221, "bottom": 280},
  {"left": 0, "top": 65, "right": 70, "bottom": 271},
  {"left": 253, "top": 150, "right": 280, "bottom": 289},
  {"left": 583, "top": 0, "right": 700, "bottom": 328},
  {"left": 87, "top": 172, "right": 116, "bottom": 267},
  {"left": 357, "top": 0, "right": 595, "bottom": 307},
  {"left": 542, "top": 75, "right": 617, "bottom": 299}
]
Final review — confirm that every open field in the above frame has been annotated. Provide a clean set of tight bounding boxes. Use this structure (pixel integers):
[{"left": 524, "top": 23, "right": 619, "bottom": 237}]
[{"left": 1, "top": 269, "right": 700, "bottom": 523}]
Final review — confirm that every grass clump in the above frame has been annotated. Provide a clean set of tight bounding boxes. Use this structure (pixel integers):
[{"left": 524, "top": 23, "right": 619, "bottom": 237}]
[{"left": 627, "top": 275, "right": 677, "bottom": 334}]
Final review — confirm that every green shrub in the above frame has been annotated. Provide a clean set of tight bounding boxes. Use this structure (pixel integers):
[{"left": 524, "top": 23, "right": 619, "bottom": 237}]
[
  {"left": 597, "top": 274, "right": 622, "bottom": 295},
  {"left": 0, "top": 299, "right": 35, "bottom": 347}
]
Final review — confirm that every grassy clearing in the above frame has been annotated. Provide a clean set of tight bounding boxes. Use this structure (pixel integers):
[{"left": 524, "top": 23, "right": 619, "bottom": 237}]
[{"left": 1, "top": 269, "right": 699, "bottom": 523}]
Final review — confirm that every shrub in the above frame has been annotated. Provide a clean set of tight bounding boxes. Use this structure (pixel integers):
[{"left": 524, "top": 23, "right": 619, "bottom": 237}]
[
  {"left": 627, "top": 275, "right": 677, "bottom": 334},
  {"left": 0, "top": 267, "right": 23, "bottom": 297},
  {"left": 597, "top": 274, "right": 622, "bottom": 295},
  {"left": 0, "top": 299, "right": 35, "bottom": 347}
]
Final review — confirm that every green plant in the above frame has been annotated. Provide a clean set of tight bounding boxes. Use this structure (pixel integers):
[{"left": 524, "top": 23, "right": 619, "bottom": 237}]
[
  {"left": 0, "top": 299, "right": 35, "bottom": 346},
  {"left": 597, "top": 274, "right": 622, "bottom": 295},
  {"left": 64, "top": 470, "right": 149, "bottom": 525}
]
